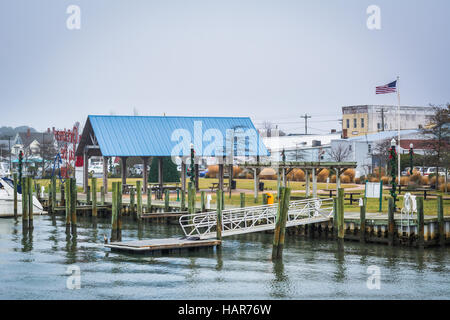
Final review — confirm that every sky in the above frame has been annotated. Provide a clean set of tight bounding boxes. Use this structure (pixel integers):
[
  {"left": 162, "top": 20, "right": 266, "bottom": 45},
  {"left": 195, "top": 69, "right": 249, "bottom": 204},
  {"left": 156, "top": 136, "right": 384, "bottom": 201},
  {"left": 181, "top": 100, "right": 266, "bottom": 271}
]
[{"left": 0, "top": 0, "right": 449, "bottom": 134}]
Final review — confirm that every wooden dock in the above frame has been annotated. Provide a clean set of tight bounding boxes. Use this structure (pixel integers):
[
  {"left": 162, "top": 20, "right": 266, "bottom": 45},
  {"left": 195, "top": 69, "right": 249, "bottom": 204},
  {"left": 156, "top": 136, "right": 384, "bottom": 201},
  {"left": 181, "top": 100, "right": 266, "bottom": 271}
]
[{"left": 105, "top": 238, "right": 221, "bottom": 254}]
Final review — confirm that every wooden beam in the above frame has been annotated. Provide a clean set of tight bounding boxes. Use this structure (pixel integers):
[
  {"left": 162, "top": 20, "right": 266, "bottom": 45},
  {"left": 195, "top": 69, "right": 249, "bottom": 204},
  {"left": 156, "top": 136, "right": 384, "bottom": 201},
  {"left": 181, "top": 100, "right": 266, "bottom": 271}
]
[
  {"left": 121, "top": 157, "right": 127, "bottom": 187},
  {"left": 142, "top": 157, "right": 149, "bottom": 193},
  {"left": 102, "top": 156, "right": 108, "bottom": 195}
]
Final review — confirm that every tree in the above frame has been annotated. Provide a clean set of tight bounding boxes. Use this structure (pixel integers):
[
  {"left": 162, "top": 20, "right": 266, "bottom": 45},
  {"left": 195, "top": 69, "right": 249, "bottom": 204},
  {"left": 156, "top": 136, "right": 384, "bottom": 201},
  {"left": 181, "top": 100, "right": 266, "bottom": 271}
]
[
  {"left": 40, "top": 134, "right": 58, "bottom": 178},
  {"left": 420, "top": 104, "right": 450, "bottom": 189},
  {"left": 373, "top": 138, "right": 393, "bottom": 171},
  {"left": 148, "top": 157, "right": 180, "bottom": 183},
  {"left": 328, "top": 143, "right": 351, "bottom": 162}
]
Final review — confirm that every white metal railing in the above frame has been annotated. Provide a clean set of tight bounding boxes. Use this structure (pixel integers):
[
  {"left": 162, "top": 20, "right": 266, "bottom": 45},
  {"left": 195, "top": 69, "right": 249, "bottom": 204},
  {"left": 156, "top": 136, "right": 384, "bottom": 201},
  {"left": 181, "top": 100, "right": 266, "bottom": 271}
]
[{"left": 179, "top": 198, "right": 334, "bottom": 239}]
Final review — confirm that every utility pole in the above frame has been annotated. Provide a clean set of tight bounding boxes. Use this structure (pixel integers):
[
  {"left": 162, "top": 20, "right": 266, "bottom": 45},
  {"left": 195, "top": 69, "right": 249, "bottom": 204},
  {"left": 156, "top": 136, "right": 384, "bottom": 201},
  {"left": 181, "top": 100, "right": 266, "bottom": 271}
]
[
  {"left": 300, "top": 114, "right": 311, "bottom": 135},
  {"left": 376, "top": 108, "right": 385, "bottom": 132}
]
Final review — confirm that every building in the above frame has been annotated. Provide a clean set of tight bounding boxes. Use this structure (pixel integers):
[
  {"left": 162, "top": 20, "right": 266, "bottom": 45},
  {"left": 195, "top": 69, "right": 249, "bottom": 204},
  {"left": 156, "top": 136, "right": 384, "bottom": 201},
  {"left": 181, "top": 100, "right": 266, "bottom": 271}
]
[
  {"left": 11, "top": 129, "right": 57, "bottom": 157},
  {"left": 262, "top": 133, "right": 341, "bottom": 162},
  {"left": 342, "top": 105, "right": 435, "bottom": 138},
  {"left": 330, "top": 129, "right": 435, "bottom": 177}
]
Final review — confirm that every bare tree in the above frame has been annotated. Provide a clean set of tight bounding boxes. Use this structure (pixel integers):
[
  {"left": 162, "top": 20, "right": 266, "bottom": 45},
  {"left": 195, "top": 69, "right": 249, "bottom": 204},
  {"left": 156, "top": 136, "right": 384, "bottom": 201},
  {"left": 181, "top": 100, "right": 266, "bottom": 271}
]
[
  {"left": 421, "top": 104, "right": 450, "bottom": 189},
  {"left": 328, "top": 143, "right": 352, "bottom": 162},
  {"left": 373, "top": 138, "right": 393, "bottom": 171}
]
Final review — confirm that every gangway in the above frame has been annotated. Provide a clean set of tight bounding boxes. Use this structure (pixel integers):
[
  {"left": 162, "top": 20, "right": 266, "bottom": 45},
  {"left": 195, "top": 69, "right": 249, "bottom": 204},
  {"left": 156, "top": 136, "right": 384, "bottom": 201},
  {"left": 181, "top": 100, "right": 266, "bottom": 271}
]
[{"left": 179, "top": 198, "right": 334, "bottom": 240}]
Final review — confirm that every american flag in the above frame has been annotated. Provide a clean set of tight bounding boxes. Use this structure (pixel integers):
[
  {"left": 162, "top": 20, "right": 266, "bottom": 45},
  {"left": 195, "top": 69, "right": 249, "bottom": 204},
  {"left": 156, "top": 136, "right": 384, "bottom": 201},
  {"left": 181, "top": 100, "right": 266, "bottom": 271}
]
[{"left": 376, "top": 80, "right": 397, "bottom": 94}]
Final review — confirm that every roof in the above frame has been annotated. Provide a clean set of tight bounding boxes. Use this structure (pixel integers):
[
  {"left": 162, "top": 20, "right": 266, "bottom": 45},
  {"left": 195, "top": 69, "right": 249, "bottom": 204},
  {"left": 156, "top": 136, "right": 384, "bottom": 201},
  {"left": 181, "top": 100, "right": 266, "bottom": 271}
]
[
  {"left": 345, "top": 129, "right": 421, "bottom": 142},
  {"left": 16, "top": 132, "right": 54, "bottom": 148},
  {"left": 263, "top": 133, "right": 341, "bottom": 152},
  {"left": 76, "top": 115, "right": 269, "bottom": 157}
]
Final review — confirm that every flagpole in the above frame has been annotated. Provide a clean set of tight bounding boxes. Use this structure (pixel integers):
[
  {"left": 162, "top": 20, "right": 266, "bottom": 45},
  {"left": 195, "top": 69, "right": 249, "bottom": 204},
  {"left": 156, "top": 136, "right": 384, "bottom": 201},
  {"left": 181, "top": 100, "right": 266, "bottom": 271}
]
[{"left": 397, "top": 76, "right": 401, "bottom": 185}]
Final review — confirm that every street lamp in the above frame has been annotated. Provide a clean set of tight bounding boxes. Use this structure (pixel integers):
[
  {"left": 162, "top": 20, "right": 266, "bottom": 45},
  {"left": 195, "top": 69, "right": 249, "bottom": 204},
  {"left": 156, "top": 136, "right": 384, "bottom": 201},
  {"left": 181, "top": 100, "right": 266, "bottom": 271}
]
[{"left": 409, "top": 143, "right": 414, "bottom": 175}]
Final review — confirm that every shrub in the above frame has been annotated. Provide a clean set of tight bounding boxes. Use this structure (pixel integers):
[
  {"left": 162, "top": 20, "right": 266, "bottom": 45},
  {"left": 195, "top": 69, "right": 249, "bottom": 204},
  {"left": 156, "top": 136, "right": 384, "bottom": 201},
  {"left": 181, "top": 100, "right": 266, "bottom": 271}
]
[
  {"left": 400, "top": 176, "right": 409, "bottom": 185},
  {"left": 409, "top": 172, "right": 422, "bottom": 184},
  {"left": 246, "top": 173, "right": 253, "bottom": 179},
  {"left": 342, "top": 169, "right": 355, "bottom": 182},
  {"left": 429, "top": 175, "right": 445, "bottom": 186},
  {"left": 439, "top": 183, "right": 450, "bottom": 192},
  {"left": 292, "top": 169, "right": 305, "bottom": 181},
  {"left": 381, "top": 176, "right": 390, "bottom": 184},
  {"left": 232, "top": 166, "right": 242, "bottom": 178},
  {"left": 149, "top": 157, "right": 180, "bottom": 182},
  {"left": 420, "top": 175, "right": 428, "bottom": 185},
  {"left": 373, "top": 167, "right": 385, "bottom": 177},
  {"left": 330, "top": 175, "right": 336, "bottom": 183},
  {"left": 317, "top": 169, "right": 330, "bottom": 182},
  {"left": 369, "top": 177, "right": 380, "bottom": 182},
  {"left": 340, "top": 175, "right": 350, "bottom": 184},
  {"left": 207, "top": 165, "right": 219, "bottom": 178},
  {"left": 355, "top": 177, "right": 361, "bottom": 184}
]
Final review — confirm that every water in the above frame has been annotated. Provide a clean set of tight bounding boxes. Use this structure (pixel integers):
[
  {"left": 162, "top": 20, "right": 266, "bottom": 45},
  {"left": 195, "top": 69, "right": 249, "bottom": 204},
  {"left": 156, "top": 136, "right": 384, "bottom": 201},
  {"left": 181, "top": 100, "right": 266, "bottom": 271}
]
[{"left": 0, "top": 215, "right": 449, "bottom": 300}]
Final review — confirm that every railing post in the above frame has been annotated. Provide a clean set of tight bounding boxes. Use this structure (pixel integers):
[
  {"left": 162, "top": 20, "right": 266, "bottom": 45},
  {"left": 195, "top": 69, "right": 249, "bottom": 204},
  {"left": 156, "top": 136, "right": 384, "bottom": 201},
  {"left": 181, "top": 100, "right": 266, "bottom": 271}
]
[
  {"left": 147, "top": 188, "right": 152, "bottom": 213},
  {"left": 65, "top": 178, "right": 71, "bottom": 228},
  {"left": 22, "top": 177, "right": 28, "bottom": 229},
  {"left": 272, "top": 187, "right": 291, "bottom": 259},
  {"left": 164, "top": 189, "right": 170, "bottom": 212},
  {"left": 51, "top": 175, "right": 56, "bottom": 214},
  {"left": 130, "top": 187, "right": 135, "bottom": 215},
  {"left": 117, "top": 182, "right": 122, "bottom": 241},
  {"left": 28, "top": 177, "right": 33, "bottom": 229},
  {"left": 180, "top": 189, "right": 185, "bottom": 212}
]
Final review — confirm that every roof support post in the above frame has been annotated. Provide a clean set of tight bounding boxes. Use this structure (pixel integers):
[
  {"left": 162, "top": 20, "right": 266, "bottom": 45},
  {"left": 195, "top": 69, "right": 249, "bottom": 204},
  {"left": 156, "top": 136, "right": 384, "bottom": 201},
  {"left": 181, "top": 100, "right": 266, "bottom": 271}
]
[
  {"left": 305, "top": 169, "right": 310, "bottom": 197},
  {"left": 142, "top": 157, "right": 149, "bottom": 193},
  {"left": 121, "top": 157, "right": 127, "bottom": 189},
  {"left": 335, "top": 168, "right": 342, "bottom": 195},
  {"left": 218, "top": 162, "right": 224, "bottom": 191},
  {"left": 103, "top": 156, "right": 108, "bottom": 195},
  {"left": 195, "top": 162, "right": 199, "bottom": 192},
  {"left": 228, "top": 164, "right": 233, "bottom": 197},
  {"left": 312, "top": 168, "right": 317, "bottom": 198},
  {"left": 253, "top": 168, "right": 259, "bottom": 203},
  {"left": 181, "top": 160, "right": 186, "bottom": 192},
  {"left": 83, "top": 149, "right": 89, "bottom": 193}
]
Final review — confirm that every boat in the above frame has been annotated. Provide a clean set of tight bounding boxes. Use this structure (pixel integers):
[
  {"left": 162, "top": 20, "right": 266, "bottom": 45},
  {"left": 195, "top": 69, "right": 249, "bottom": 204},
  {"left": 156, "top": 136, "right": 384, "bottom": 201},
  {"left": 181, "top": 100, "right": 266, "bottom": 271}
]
[{"left": 0, "top": 177, "right": 44, "bottom": 217}]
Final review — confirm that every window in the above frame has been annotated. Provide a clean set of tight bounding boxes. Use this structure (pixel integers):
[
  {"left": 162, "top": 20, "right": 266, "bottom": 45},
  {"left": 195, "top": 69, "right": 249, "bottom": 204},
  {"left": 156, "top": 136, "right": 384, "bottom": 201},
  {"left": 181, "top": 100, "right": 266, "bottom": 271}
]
[
  {"left": 353, "top": 118, "right": 357, "bottom": 128},
  {"left": 361, "top": 118, "right": 364, "bottom": 128},
  {"left": 368, "top": 144, "right": 371, "bottom": 153},
  {"left": 377, "top": 123, "right": 381, "bottom": 130},
  {"left": 346, "top": 119, "right": 350, "bottom": 128}
]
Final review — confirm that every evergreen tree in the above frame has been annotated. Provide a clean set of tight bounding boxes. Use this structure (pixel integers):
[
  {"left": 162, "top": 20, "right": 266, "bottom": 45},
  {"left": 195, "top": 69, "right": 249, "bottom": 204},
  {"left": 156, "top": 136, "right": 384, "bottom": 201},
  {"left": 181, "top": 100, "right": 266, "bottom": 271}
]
[{"left": 149, "top": 157, "right": 180, "bottom": 183}]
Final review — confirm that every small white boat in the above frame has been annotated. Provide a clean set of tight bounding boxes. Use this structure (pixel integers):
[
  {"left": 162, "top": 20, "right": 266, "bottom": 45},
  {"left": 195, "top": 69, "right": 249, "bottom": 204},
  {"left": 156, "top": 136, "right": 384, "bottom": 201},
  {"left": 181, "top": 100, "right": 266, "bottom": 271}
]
[{"left": 0, "top": 177, "right": 44, "bottom": 217}]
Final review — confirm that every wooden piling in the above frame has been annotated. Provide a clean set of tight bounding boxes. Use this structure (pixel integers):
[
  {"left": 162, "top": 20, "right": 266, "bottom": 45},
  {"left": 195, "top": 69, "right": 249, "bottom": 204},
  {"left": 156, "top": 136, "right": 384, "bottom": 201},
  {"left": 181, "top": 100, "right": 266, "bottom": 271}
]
[
  {"left": 100, "top": 186, "right": 105, "bottom": 205},
  {"left": 92, "top": 178, "right": 97, "bottom": 217},
  {"left": 130, "top": 186, "right": 135, "bottom": 215},
  {"left": 60, "top": 182, "right": 65, "bottom": 207},
  {"left": 240, "top": 192, "right": 245, "bottom": 208},
  {"left": 28, "top": 177, "right": 33, "bottom": 229},
  {"left": 417, "top": 197, "right": 424, "bottom": 248},
  {"left": 360, "top": 198, "right": 366, "bottom": 243},
  {"left": 70, "top": 178, "right": 77, "bottom": 232},
  {"left": 201, "top": 191, "right": 205, "bottom": 212},
  {"left": 337, "top": 188, "right": 344, "bottom": 239},
  {"left": 164, "top": 189, "right": 170, "bottom": 212},
  {"left": 333, "top": 197, "right": 338, "bottom": 238},
  {"left": 188, "top": 183, "right": 195, "bottom": 214},
  {"left": 216, "top": 189, "right": 222, "bottom": 240},
  {"left": 13, "top": 173, "right": 18, "bottom": 219},
  {"left": 180, "top": 189, "right": 185, "bottom": 211},
  {"left": 388, "top": 198, "right": 395, "bottom": 246},
  {"left": 111, "top": 182, "right": 117, "bottom": 242},
  {"left": 136, "top": 180, "right": 142, "bottom": 219},
  {"left": 437, "top": 195, "right": 444, "bottom": 246},
  {"left": 147, "top": 188, "right": 152, "bottom": 213},
  {"left": 221, "top": 190, "right": 225, "bottom": 210},
  {"left": 51, "top": 176, "right": 56, "bottom": 214},
  {"left": 86, "top": 185, "right": 91, "bottom": 205},
  {"left": 65, "top": 179, "right": 71, "bottom": 226},
  {"left": 22, "top": 178, "right": 28, "bottom": 228},
  {"left": 262, "top": 193, "right": 268, "bottom": 205},
  {"left": 117, "top": 182, "right": 122, "bottom": 241},
  {"left": 272, "top": 187, "right": 291, "bottom": 259}
]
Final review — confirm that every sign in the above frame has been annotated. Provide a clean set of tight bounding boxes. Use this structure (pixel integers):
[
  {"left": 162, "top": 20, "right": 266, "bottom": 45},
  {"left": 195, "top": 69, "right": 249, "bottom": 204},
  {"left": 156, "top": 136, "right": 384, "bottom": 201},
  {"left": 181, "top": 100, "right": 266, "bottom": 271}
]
[
  {"left": 53, "top": 122, "right": 81, "bottom": 178},
  {"left": 365, "top": 181, "right": 383, "bottom": 212}
]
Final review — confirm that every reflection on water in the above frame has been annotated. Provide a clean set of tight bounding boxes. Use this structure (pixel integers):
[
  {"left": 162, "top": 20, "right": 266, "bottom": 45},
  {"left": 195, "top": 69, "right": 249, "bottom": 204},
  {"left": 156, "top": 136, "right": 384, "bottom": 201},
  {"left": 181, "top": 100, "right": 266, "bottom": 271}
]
[{"left": 0, "top": 215, "right": 449, "bottom": 299}]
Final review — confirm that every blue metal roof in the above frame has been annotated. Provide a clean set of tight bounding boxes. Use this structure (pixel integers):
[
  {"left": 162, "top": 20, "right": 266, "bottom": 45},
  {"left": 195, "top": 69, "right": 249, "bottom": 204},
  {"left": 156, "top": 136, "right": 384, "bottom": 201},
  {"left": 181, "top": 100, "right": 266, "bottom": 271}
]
[{"left": 85, "top": 115, "right": 269, "bottom": 157}]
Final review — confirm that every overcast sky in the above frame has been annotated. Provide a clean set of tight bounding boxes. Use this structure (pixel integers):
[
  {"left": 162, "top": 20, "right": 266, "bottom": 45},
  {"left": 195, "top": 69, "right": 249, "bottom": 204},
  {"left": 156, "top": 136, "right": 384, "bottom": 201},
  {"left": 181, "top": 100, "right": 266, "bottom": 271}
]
[{"left": 1, "top": 0, "right": 449, "bottom": 134}]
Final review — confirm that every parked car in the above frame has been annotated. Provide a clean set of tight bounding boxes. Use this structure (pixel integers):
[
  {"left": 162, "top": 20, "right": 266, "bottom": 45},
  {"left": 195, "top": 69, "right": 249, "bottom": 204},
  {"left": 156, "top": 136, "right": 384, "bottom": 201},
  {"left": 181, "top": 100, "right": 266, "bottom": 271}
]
[
  {"left": 89, "top": 164, "right": 103, "bottom": 175},
  {"left": 131, "top": 164, "right": 144, "bottom": 175}
]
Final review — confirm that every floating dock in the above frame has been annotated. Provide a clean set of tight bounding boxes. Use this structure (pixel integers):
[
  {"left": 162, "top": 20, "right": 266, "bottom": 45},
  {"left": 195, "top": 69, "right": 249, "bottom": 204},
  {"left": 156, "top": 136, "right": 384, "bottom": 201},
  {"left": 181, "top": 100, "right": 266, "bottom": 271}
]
[{"left": 105, "top": 238, "right": 221, "bottom": 254}]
